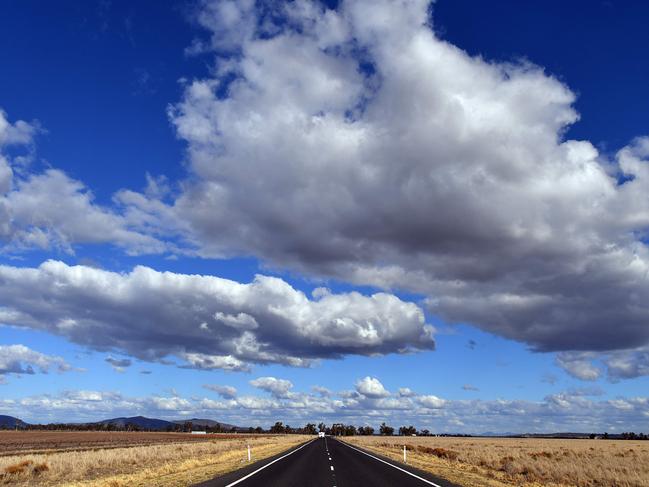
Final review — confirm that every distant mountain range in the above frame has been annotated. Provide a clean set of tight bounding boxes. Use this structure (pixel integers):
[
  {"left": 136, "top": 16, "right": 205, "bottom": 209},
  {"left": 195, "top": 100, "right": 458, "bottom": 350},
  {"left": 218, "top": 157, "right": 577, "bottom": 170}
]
[
  {"left": 94, "top": 416, "right": 175, "bottom": 430},
  {"left": 520, "top": 432, "right": 599, "bottom": 439},
  {"left": 0, "top": 414, "right": 242, "bottom": 431},
  {"left": 0, "top": 415, "right": 29, "bottom": 429},
  {"left": 94, "top": 416, "right": 241, "bottom": 431},
  {"left": 480, "top": 431, "right": 518, "bottom": 437},
  {"left": 172, "top": 418, "right": 240, "bottom": 431}
]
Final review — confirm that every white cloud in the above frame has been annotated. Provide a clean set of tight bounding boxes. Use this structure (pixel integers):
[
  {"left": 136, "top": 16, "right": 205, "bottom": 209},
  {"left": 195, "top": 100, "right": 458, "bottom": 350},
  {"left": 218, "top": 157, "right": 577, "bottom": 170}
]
[
  {"left": 203, "top": 384, "right": 237, "bottom": 399},
  {"left": 312, "top": 385, "right": 332, "bottom": 397},
  {"left": 604, "top": 349, "right": 649, "bottom": 380},
  {"left": 63, "top": 390, "right": 106, "bottom": 402},
  {"left": 3, "top": 378, "right": 648, "bottom": 434},
  {"left": 105, "top": 356, "right": 132, "bottom": 373},
  {"left": 556, "top": 352, "right": 602, "bottom": 381},
  {"left": 0, "top": 260, "right": 433, "bottom": 369},
  {"left": 179, "top": 353, "right": 250, "bottom": 372},
  {"left": 214, "top": 311, "right": 259, "bottom": 330},
  {"left": 236, "top": 396, "right": 279, "bottom": 410},
  {"left": 250, "top": 377, "right": 293, "bottom": 398},
  {"left": 0, "top": 109, "right": 169, "bottom": 255},
  {"left": 0, "top": 109, "right": 37, "bottom": 148},
  {"left": 148, "top": 396, "right": 192, "bottom": 411},
  {"left": 356, "top": 376, "right": 390, "bottom": 398},
  {"left": 398, "top": 387, "right": 415, "bottom": 397},
  {"left": 555, "top": 348, "right": 649, "bottom": 381},
  {"left": 417, "top": 395, "right": 446, "bottom": 409},
  {"left": 126, "top": 0, "right": 649, "bottom": 368},
  {"left": 564, "top": 386, "right": 604, "bottom": 397},
  {"left": 4, "top": 170, "right": 167, "bottom": 254},
  {"left": 0, "top": 344, "right": 73, "bottom": 379}
]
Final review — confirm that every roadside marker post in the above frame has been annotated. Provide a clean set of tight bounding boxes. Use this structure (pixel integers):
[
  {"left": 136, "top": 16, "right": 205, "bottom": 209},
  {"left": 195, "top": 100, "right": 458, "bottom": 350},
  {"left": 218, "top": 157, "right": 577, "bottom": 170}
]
[
  {"left": 403, "top": 445, "right": 406, "bottom": 463},
  {"left": 247, "top": 444, "right": 251, "bottom": 462}
]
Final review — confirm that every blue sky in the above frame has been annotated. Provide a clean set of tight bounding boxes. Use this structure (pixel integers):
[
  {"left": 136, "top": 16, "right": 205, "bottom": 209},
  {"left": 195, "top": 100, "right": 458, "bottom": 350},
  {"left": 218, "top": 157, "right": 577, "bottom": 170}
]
[{"left": 1, "top": 0, "right": 649, "bottom": 433}]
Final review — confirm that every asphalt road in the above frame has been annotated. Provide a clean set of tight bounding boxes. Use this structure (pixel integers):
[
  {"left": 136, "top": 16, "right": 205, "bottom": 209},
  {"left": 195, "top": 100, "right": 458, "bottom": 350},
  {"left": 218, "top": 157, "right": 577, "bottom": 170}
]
[{"left": 195, "top": 436, "right": 461, "bottom": 487}]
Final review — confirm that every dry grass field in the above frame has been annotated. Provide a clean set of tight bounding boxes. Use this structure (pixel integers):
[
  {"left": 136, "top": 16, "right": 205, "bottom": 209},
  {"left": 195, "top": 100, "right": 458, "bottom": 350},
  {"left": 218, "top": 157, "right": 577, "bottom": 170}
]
[
  {"left": 0, "top": 431, "right": 261, "bottom": 457},
  {"left": 344, "top": 436, "right": 649, "bottom": 487},
  {"left": 0, "top": 431, "right": 309, "bottom": 486}
]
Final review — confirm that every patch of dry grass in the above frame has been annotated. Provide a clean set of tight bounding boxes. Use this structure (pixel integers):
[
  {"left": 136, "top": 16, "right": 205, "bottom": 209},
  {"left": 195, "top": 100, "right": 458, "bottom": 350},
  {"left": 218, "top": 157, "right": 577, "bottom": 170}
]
[
  {"left": 344, "top": 436, "right": 649, "bottom": 487},
  {"left": 0, "top": 433, "right": 309, "bottom": 486}
]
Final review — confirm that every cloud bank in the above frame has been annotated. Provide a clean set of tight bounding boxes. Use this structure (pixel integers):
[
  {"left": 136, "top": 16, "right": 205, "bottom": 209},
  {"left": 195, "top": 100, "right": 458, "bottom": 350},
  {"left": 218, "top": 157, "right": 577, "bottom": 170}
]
[
  {"left": 2, "top": 376, "right": 648, "bottom": 434},
  {"left": 0, "top": 260, "right": 434, "bottom": 369}
]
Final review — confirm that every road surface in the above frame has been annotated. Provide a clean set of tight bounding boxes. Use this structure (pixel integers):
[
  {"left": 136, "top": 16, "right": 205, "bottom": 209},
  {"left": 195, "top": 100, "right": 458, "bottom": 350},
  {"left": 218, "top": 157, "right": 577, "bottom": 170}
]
[{"left": 195, "top": 436, "right": 461, "bottom": 487}]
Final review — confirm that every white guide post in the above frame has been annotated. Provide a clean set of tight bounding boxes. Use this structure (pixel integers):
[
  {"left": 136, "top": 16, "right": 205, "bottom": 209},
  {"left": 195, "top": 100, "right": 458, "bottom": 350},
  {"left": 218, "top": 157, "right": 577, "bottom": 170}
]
[
  {"left": 247, "top": 444, "right": 251, "bottom": 462},
  {"left": 403, "top": 444, "right": 407, "bottom": 463}
]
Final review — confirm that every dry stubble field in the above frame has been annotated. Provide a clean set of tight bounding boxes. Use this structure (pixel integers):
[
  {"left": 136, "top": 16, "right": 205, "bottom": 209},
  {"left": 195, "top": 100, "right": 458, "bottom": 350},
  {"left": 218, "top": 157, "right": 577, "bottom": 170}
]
[
  {"left": 344, "top": 436, "right": 649, "bottom": 487},
  {"left": 0, "top": 431, "right": 309, "bottom": 486}
]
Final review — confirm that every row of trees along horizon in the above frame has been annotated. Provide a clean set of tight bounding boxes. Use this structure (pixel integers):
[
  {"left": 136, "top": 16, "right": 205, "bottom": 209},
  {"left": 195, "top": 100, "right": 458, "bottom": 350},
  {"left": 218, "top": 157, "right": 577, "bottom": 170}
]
[
  {"left": 4, "top": 421, "right": 648, "bottom": 440},
  {"left": 7, "top": 421, "right": 424, "bottom": 435}
]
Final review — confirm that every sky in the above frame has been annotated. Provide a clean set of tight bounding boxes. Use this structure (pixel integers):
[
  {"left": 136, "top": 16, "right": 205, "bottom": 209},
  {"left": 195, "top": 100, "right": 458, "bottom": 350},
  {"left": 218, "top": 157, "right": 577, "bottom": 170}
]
[{"left": 1, "top": 0, "right": 648, "bottom": 434}]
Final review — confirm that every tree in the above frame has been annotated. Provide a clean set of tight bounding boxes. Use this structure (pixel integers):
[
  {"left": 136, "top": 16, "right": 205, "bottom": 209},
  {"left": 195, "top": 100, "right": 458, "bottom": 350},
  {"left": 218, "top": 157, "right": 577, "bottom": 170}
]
[
  {"left": 126, "top": 422, "right": 142, "bottom": 432},
  {"left": 206, "top": 423, "right": 223, "bottom": 434},
  {"left": 303, "top": 423, "right": 317, "bottom": 435},
  {"left": 379, "top": 422, "right": 394, "bottom": 436},
  {"left": 318, "top": 422, "right": 326, "bottom": 432},
  {"left": 270, "top": 421, "right": 285, "bottom": 434},
  {"left": 358, "top": 426, "right": 374, "bottom": 435},
  {"left": 399, "top": 425, "right": 417, "bottom": 436}
]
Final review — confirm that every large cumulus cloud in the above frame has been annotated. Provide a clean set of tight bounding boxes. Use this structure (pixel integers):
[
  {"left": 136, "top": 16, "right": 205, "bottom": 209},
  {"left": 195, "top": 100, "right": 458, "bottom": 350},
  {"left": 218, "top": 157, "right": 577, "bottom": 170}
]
[
  {"left": 0, "top": 260, "right": 434, "bottom": 368},
  {"left": 138, "top": 0, "right": 649, "bottom": 370}
]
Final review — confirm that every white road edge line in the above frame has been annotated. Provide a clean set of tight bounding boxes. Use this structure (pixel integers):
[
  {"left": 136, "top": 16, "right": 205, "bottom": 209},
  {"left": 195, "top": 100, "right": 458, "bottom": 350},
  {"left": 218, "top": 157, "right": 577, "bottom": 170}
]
[
  {"left": 224, "top": 439, "right": 316, "bottom": 487},
  {"left": 337, "top": 440, "right": 443, "bottom": 487}
]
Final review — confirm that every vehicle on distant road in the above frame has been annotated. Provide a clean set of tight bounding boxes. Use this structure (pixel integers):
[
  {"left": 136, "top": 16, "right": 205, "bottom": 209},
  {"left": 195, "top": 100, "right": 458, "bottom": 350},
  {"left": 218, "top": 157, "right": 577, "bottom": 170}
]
[{"left": 318, "top": 431, "right": 325, "bottom": 438}]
